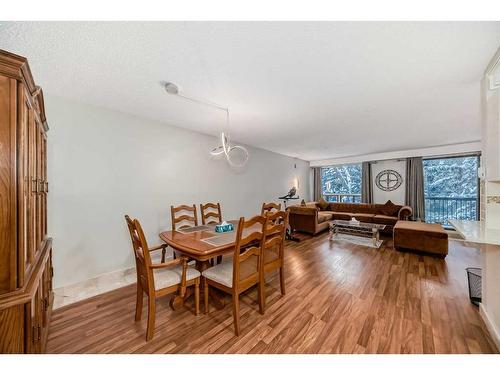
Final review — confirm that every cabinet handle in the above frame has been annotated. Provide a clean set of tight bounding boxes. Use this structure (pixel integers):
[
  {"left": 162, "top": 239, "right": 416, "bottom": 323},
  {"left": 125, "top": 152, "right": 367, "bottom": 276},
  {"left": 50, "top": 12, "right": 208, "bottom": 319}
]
[
  {"left": 45, "top": 181, "right": 49, "bottom": 193},
  {"left": 39, "top": 179, "right": 45, "bottom": 194},
  {"left": 32, "top": 326, "right": 38, "bottom": 342},
  {"left": 32, "top": 178, "right": 38, "bottom": 194},
  {"left": 37, "top": 325, "right": 41, "bottom": 341}
]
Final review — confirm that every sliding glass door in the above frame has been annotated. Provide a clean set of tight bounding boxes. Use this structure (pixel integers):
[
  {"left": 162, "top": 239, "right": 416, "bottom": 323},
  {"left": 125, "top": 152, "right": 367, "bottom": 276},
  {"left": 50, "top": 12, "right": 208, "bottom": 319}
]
[{"left": 423, "top": 154, "right": 480, "bottom": 225}]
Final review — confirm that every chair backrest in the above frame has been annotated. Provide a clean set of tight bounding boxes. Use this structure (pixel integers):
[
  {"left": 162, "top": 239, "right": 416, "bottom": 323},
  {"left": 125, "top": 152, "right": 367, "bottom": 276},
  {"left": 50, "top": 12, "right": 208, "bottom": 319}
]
[
  {"left": 125, "top": 215, "right": 154, "bottom": 292},
  {"left": 232, "top": 215, "right": 266, "bottom": 292},
  {"left": 171, "top": 204, "right": 198, "bottom": 231},
  {"left": 262, "top": 211, "right": 288, "bottom": 265},
  {"left": 261, "top": 202, "right": 282, "bottom": 216},
  {"left": 200, "top": 202, "right": 222, "bottom": 225}
]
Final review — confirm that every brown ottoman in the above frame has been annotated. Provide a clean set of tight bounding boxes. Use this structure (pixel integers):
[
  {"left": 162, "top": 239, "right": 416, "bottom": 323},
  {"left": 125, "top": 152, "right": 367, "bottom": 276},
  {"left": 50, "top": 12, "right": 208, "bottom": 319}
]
[{"left": 393, "top": 221, "right": 448, "bottom": 257}]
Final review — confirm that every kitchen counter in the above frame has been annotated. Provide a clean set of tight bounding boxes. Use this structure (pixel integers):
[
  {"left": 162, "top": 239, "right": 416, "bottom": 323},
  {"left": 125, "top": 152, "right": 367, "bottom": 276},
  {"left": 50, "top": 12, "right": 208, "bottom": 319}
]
[{"left": 449, "top": 219, "right": 500, "bottom": 246}]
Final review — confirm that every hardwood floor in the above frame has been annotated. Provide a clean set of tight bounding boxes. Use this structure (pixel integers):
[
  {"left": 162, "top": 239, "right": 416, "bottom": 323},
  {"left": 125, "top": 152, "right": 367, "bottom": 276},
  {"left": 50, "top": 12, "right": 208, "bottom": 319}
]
[{"left": 47, "top": 232, "right": 498, "bottom": 354}]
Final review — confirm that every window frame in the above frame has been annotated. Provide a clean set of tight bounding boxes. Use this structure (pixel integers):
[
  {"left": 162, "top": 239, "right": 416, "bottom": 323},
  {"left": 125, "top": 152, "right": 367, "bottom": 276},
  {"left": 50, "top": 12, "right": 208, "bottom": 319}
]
[
  {"left": 320, "top": 163, "right": 362, "bottom": 203},
  {"left": 422, "top": 152, "right": 481, "bottom": 224}
]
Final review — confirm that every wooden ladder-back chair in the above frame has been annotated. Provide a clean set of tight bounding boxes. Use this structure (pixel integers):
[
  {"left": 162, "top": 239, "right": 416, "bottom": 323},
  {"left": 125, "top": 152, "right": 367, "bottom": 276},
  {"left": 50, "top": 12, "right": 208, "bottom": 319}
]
[
  {"left": 170, "top": 204, "right": 198, "bottom": 260},
  {"left": 261, "top": 211, "right": 289, "bottom": 312},
  {"left": 200, "top": 202, "right": 222, "bottom": 225},
  {"left": 261, "top": 202, "right": 282, "bottom": 216},
  {"left": 202, "top": 215, "right": 266, "bottom": 336},
  {"left": 171, "top": 204, "right": 198, "bottom": 231},
  {"left": 200, "top": 202, "right": 224, "bottom": 265},
  {"left": 125, "top": 215, "right": 201, "bottom": 341}
]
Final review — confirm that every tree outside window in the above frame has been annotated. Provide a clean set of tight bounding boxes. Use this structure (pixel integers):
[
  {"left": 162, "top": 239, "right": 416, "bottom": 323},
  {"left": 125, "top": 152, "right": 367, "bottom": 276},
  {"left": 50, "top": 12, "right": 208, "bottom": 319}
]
[
  {"left": 321, "top": 164, "right": 362, "bottom": 203},
  {"left": 423, "top": 155, "right": 479, "bottom": 224}
]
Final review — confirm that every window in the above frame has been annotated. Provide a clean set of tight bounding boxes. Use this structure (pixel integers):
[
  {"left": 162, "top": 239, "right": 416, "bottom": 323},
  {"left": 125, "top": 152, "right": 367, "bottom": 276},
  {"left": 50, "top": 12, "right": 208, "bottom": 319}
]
[
  {"left": 423, "top": 155, "right": 479, "bottom": 225},
  {"left": 321, "top": 164, "right": 362, "bottom": 203}
]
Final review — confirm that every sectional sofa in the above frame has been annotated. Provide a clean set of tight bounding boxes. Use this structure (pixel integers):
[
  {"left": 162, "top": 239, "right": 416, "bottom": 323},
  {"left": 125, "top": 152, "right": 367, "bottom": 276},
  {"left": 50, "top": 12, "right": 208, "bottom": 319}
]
[{"left": 287, "top": 200, "right": 413, "bottom": 235}]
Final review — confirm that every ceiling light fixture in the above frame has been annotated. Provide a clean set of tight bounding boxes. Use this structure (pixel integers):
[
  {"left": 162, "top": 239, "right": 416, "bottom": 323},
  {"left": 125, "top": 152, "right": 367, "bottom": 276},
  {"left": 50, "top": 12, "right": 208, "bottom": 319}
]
[{"left": 163, "top": 81, "right": 249, "bottom": 167}]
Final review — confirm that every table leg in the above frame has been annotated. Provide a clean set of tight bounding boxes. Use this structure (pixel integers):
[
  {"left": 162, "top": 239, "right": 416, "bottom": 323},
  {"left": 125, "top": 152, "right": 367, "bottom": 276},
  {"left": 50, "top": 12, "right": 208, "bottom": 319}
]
[
  {"left": 169, "top": 259, "right": 208, "bottom": 311},
  {"left": 372, "top": 228, "right": 378, "bottom": 247},
  {"left": 197, "top": 259, "right": 225, "bottom": 310},
  {"left": 168, "top": 258, "right": 226, "bottom": 311},
  {"left": 331, "top": 225, "right": 339, "bottom": 241}
]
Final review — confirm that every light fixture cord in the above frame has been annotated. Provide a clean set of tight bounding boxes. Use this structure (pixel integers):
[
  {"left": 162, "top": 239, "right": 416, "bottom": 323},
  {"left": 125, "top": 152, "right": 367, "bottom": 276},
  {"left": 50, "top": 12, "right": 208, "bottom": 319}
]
[{"left": 176, "top": 92, "right": 228, "bottom": 113}]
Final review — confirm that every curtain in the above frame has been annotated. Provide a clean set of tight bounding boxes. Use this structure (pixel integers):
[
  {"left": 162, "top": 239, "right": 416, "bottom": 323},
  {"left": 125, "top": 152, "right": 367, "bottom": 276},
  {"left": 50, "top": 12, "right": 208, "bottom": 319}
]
[
  {"left": 361, "top": 162, "right": 373, "bottom": 203},
  {"left": 313, "top": 167, "right": 322, "bottom": 201},
  {"left": 405, "top": 157, "right": 425, "bottom": 221}
]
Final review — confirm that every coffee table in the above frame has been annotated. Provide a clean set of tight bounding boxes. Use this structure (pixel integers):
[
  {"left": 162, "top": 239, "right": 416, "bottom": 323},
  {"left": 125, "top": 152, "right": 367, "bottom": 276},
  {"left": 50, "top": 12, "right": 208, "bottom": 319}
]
[{"left": 329, "top": 220, "right": 386, "bottom": 248}]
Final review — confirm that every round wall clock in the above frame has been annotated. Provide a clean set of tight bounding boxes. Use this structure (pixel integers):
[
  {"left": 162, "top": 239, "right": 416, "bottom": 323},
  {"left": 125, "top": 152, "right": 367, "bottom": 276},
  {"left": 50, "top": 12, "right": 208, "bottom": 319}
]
[{"left": 375, "top": 169, "right": 403, "bottom": 192}]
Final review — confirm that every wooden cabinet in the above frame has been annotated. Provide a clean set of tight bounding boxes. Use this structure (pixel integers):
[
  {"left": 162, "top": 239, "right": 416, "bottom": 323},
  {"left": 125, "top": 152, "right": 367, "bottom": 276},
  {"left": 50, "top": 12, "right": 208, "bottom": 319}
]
[{"left": 0, "top": 49, "right": 53, "bottom": 354}]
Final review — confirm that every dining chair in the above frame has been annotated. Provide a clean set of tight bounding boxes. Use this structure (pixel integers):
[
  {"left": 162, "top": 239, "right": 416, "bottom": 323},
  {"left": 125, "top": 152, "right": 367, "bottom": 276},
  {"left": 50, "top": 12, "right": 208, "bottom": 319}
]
[
  {"left": 170, "top": 204, "right": 198, "bottom": 260},
  {"left": 171, "top": 204, "right": 198, "bottom": 231},
  {"left": 261, "top": 211, "right": 289, "bottom": 313},
  {"left": 125, "top": 215, "right": 201, "bottom": 341},
  {"left": 200, "top": 202, "right": 223, "bottom": 225},
  {"left": 261, "top": 202, "right": 282, "bottom": 216},
  {"left": 202, "top": 215, "right": 266, "bottom": 336},
  {"left": 200, "top": 202, "right": 224, "bottom": 265}
]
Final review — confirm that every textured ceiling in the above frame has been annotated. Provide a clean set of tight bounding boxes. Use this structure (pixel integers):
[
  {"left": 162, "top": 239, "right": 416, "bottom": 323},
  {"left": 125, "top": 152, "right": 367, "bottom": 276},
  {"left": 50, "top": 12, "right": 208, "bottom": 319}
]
[{"left": 1, "top": 21, "right": 499, "bottom": 161}]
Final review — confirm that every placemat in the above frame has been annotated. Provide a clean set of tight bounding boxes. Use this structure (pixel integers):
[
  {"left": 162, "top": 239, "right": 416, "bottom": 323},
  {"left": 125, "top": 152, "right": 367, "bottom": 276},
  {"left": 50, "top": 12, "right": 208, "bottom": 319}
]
[
  {"left": 178, "top": 225, "right": 212, "bottom": 233},
  {"left": 201, "top": 232, "right": 236, "bottom": 246}
]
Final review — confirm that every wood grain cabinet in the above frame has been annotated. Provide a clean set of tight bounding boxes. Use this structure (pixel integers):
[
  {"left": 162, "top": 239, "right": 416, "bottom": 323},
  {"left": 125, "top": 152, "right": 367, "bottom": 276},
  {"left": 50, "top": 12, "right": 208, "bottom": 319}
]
[{"left": 0, "top": 49, "right": 53, "bottom": 353}]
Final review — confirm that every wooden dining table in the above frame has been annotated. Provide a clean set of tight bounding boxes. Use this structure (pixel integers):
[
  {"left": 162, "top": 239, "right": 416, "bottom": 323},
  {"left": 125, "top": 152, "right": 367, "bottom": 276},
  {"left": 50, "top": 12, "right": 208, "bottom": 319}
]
[{"left": 159, "top": 220, "right": 255, "bottom": 310}]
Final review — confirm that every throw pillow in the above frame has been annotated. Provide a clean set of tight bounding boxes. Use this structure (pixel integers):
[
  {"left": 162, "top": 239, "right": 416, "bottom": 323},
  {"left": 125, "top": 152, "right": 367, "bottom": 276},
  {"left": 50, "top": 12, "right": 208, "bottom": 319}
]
[
  {"left": 380, "top": 200, "right": 399, "bottom": 217},
  {"left": 317, "top": 197, "right": 329, "bottom": 211}
]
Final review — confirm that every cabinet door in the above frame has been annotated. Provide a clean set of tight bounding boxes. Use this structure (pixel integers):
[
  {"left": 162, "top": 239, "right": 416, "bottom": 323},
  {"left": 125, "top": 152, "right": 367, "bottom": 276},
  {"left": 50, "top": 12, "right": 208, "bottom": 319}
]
[
  {"left": 48, "top": 248, "right": 53, "bottom": 294},
  {"left": 27, "top": 106, "right": 37, "bottom": 265},
  {"left": 41, "top": 135, "right": 47, "bottom": 238},
  {"left": 35, "top": 123, "right": 41, "bottom": 253},
  {"left": 17, "top": 83, "right": 31, "bottom": 287},
  {"left": 0, "top": 305, "right": 25, "bottom": 353},
  {"left": 25, "top": 283, "right": 42, "bottom": 354},
  {"left": 0, "top": 76, "right": 19, "bottom": 293},
  {"left": 41, "top": 260, "right": 51, "bottom": 328}
]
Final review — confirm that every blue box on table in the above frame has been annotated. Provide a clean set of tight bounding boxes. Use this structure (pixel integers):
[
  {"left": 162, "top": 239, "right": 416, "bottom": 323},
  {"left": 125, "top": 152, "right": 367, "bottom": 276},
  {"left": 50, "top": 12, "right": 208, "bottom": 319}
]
[{"left": 215, "top": 222, "right": 234, "bottom": 233}]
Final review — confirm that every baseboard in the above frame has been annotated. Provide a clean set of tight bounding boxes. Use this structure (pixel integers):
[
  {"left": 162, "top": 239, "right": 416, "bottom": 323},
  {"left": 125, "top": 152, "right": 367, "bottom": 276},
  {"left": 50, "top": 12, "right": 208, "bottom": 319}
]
[
  {"left": 53, "top": 266, "right": 137, "bottom": 309},
  {"left": 479, "top": 303, "right": 500, "bottom": 351}
]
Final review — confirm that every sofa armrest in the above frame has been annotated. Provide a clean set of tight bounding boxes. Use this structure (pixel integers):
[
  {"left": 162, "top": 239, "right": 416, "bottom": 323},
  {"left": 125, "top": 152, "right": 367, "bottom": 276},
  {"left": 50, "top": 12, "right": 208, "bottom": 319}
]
[
  {"left": 287, "top": 203, "right": 320, "bottom": 235},
  {"left": 287, "top": 204, "right": 318, "bottom": 216},
  {"left": 398, "top": 206, "right": 413, "bottom": 220}
]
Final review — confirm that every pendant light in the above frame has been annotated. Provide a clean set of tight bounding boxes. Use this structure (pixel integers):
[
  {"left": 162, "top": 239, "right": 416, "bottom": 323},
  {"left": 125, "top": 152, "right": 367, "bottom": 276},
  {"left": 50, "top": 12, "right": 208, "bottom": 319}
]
[{"left": 163, "top": 82, "right": 249, "bottom": 167}]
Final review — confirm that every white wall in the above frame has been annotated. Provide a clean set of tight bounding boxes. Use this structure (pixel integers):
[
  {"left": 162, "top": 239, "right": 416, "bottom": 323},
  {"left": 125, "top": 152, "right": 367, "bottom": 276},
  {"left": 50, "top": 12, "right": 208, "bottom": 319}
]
[
  {"left": 371, "top": 160, "right": 406, "bottom": 205},
  {"left": 480, "top": 64, "right": 500, "bottom": 349},
  {"left": 46, "top": 95, "right": 310, "bottom": 288}
]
